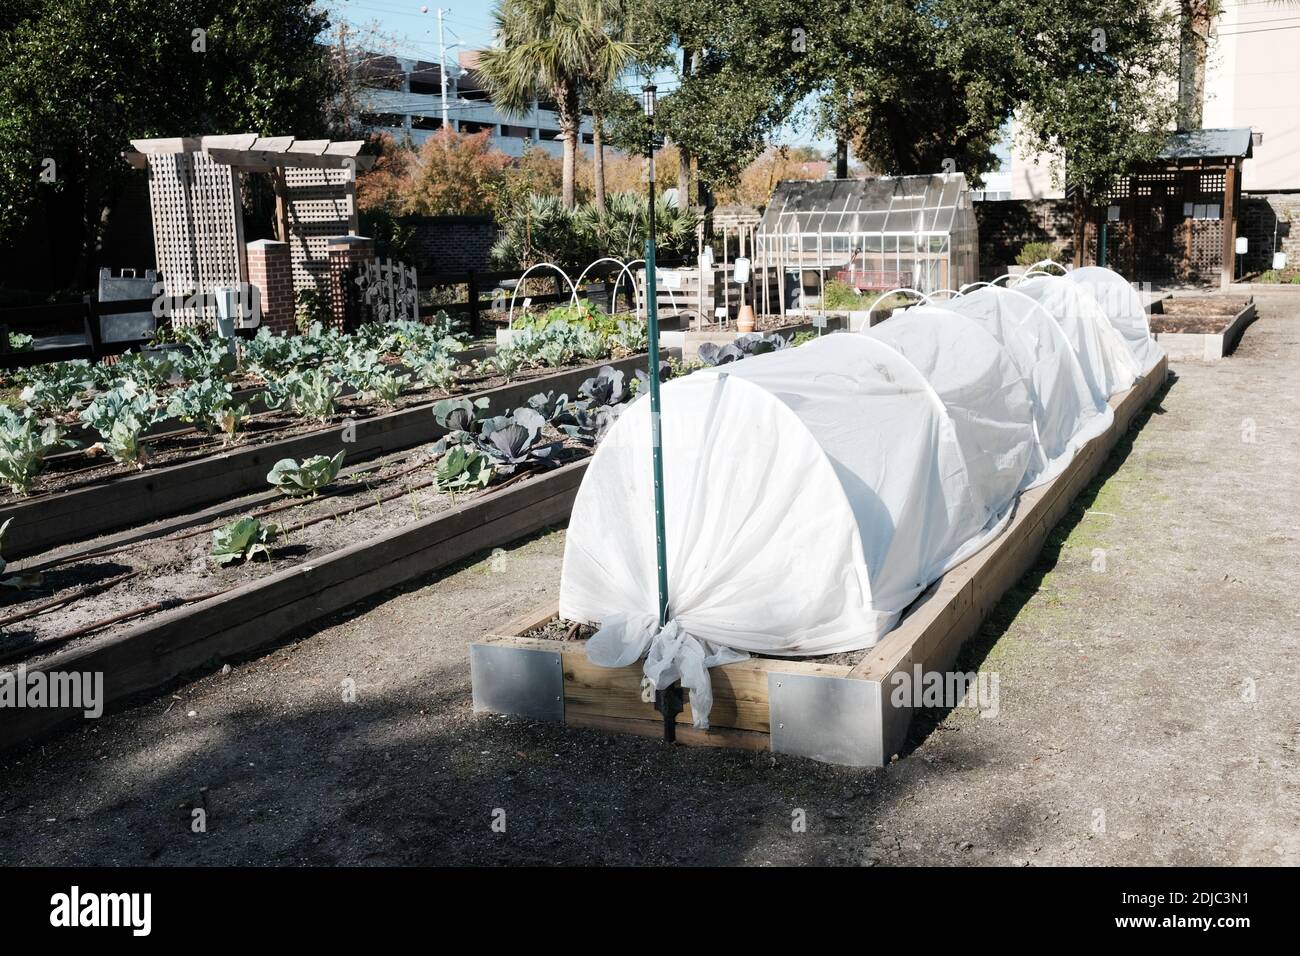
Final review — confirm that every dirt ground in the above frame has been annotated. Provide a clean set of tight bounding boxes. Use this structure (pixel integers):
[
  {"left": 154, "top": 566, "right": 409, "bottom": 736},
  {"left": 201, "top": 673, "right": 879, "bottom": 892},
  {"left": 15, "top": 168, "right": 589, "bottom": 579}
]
[{"left": 2, "top": 293, "right": 1299, "bottom": 866}]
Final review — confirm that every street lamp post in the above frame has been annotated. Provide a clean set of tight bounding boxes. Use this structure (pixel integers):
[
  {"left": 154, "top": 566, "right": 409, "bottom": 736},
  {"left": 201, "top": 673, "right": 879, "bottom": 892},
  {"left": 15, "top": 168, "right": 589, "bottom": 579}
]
[{"left": 642, "top": 83, "right": 681, "bottom": 742}]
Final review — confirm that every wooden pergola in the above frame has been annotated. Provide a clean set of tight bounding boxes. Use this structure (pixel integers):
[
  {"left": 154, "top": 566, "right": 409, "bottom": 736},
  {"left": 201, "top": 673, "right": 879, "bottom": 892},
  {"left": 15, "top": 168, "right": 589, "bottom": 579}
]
[{"left": 123, "top": 134, "right": 377, "bottom": 312}]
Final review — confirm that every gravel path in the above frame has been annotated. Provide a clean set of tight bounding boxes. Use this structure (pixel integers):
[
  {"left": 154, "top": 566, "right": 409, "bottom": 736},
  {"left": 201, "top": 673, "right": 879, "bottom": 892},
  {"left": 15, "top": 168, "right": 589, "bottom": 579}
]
[{"left": 2, "top": 294, "right": 1298, "bottom": 866}]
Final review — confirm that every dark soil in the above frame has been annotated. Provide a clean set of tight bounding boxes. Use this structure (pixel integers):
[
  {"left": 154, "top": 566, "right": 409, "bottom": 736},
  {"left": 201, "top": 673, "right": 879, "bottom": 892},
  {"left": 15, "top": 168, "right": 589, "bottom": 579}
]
[
  {"left": 1150, "top": 315, "right": 1234, "bottom": 335},
  {"left": 0, "top": 438, "right": 591, "bottom": 665},
  {"left": 1158, "top": 297, "right": 1248, "bottom": 317},
  {"left": 522, "top": 617, "right": 864, "bottom": 667}
]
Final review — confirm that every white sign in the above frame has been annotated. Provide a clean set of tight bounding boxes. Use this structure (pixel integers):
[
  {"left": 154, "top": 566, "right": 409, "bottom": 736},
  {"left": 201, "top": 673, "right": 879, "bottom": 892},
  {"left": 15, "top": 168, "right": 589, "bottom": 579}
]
[{"left": 1235, "top": 237, "right": 1249, "bottom": 255}]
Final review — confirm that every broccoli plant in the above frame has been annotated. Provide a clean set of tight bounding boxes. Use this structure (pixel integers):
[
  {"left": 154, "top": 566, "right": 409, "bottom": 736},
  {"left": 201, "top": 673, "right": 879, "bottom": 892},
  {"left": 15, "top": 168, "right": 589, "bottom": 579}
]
[
  {"left": 173, "top": 339, "right": 238, "bottom": 383},
  {"left": 332, "top": 349, "right": 387, "bottom": 394},
  {"left": 266, "top": 450, "right": 346, "bottom": 497},
  {"left": 369, "top": 370, "right": 411, "bottom": 405},
  {"left": 210, "top": 517, "right": 278, "bottom": 566},
  {"left": 18, "top": 361, "right": 95, "bottom": 414},
  {"left": 0, "top": 406, "right": 76, "bottom": 495},
  {"left": 609, "top": 319, "right": 647, "bottom": 355},
  {"left": 289, "top": 368, "right": 341, "bottom": 420},
  {"left": 166, "top": 380, "right": 248, "bottom": 439},
  {"left": 113, "top": 350, "right": 176, "bottom": 389},
  {"left": 480, "top": 345, "right": 526, "bottom": 382},
  {"left": 404, "top": 345, "right": 460, "bottom": 392},
  {"left": 79, "top": 384, "right": 166, "bottom": 467},
  {"left": 434, "top": 445, "right": 494, "bottom": 492},
  {"left": 575, "top": 328, "right": 607, "bottom": 361}
]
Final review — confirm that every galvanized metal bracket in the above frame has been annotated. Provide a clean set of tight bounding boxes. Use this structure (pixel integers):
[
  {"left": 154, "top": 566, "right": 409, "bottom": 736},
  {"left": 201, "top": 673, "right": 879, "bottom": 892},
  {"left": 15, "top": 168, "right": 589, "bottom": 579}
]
[
  {"left": 470, "top": 644, "right": 564, "bottom": 723},
  {"left": 767, "top": 671, "right": 883, "bottom": 767}
]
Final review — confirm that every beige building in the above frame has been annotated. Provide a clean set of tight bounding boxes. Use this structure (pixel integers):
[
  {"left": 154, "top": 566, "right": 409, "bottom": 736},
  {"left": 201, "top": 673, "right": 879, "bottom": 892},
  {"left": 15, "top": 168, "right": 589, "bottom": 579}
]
[
  {"left": 1201, "top": 2, "right": 1300, "bottom": 191},
  {"left": 1006, "top": 2, "right": 1300, "bottom": 199}
]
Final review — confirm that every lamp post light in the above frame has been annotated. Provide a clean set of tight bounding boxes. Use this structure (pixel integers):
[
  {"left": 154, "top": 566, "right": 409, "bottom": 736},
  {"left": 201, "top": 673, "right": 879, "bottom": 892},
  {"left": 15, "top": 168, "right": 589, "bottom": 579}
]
[{"left": 642, "top": 82, "right": 681, "bottom": 742}]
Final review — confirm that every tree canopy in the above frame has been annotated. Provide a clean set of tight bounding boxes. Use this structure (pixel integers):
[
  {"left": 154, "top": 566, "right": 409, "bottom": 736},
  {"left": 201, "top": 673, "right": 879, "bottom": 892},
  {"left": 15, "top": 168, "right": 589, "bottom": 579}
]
[{"left": 0, "top": 0, "right": 336, "bottom": 287}]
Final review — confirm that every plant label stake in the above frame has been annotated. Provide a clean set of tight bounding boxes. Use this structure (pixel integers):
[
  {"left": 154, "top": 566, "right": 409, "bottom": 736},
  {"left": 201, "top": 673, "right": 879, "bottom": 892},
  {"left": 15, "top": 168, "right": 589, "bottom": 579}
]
[{"left": 642, "top": 83, "right": 681, "bottom": 742}]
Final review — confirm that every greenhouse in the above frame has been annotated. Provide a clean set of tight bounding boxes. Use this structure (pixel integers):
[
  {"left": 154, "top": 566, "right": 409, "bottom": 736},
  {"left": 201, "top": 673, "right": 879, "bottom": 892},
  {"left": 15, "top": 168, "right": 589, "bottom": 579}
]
[
  {"left": 559, "top": 267, "right": 1165, "bottom": 728},
  {"left": 753, "top": 173, "right": 980, "bottom": 300}
]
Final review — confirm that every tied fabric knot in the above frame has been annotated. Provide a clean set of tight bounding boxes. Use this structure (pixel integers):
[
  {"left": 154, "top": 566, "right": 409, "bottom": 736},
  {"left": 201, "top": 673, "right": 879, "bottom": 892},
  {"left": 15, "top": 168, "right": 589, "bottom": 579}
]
[{"left": 586, "top": 613, "right": 748, "bottom": 729}]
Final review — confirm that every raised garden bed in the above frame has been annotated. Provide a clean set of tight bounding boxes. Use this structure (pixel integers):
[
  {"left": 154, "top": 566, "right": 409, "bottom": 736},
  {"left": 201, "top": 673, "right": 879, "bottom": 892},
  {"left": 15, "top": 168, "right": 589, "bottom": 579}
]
[
  {"left": 0, "top": 457, "right": 592, "bottom": 752},
  {"left": 0, "top": 352, "right": 658, "bottom": 559},
  {"left": 667, "top": 316, "right": 845, "bottom": 360},
  {"left": 1149, "top": 296, "right": 1256, "bottom": 361},
  {"left": 469, "top": 354, "right": 1170, "bottom": 767}
]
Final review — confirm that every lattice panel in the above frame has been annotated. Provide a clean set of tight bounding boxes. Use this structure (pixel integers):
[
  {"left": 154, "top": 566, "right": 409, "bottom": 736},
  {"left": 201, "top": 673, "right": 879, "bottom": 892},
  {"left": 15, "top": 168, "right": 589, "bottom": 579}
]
[
  {"left": 145, "top": 154, "right": 244, "bottom": 324},
  {"left": 1199, "top": 172, "right": 1226, "bottom": 197},
  {"left": 147, "top": 155, "right": 198, "bottom": 305},
  {"left": 285, "top": 166, "right": 358, "bottom": 292},
  {"left": 1188, "top": 219, "right": 1224, "bottom": 283}
]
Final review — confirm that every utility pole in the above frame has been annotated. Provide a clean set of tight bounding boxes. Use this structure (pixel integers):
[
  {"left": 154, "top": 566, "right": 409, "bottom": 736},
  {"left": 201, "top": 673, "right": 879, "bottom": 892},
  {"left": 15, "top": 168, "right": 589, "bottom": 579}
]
[{"left": 437, "top": 8, "right": 450, "bottom": 135}]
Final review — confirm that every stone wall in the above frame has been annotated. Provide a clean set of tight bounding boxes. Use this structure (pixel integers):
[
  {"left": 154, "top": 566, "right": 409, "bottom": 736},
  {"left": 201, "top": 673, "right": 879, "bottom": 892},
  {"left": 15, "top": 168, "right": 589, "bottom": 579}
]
[
  {"left": 406, "top": 215, "right": 497, "bottom": 275},
  {"left": 973, "top": 199, "right": 1075, "bottom": 278},
  {"left": 1239, "top": 193, "right": 1300, "bottom": 276}
]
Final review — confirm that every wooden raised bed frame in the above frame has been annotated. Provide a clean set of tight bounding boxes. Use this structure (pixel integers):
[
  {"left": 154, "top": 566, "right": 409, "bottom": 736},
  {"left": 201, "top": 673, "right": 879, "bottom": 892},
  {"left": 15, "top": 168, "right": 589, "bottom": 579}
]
[
  {"left": 0, "top": 353, "right": 657, "bottom": 560},
  {"left": 0, "top": 460, "right": 590, "bottom": 752},
  {"left": 470, "top": 355, "right": 1170, "bottom": 767}
]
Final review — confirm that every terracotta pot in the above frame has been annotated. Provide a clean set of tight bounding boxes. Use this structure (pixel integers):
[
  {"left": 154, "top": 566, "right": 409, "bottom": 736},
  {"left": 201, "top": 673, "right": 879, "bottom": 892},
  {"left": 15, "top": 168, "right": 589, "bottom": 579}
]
[{"left": 736, "top": 304, "right": 756, "bottom": 333}]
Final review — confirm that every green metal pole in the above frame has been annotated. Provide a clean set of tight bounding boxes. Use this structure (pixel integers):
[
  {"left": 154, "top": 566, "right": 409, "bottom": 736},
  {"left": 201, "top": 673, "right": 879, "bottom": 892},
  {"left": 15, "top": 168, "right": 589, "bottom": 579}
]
[
  {"left": 643, "top": 85, "right": 680, "bottom": 743},
  {"left": 643, "top": 87, "right": 669, "bottom": 630}
]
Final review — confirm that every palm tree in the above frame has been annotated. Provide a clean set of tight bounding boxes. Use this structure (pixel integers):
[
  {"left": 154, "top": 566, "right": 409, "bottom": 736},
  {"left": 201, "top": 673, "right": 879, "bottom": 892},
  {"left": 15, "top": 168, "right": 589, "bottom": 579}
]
[
  {"left": 479, "top": 0, "right": 617, "bottom": 208},
  {"left": 575, "top": 0, "right": 637, "bottom": 212}
]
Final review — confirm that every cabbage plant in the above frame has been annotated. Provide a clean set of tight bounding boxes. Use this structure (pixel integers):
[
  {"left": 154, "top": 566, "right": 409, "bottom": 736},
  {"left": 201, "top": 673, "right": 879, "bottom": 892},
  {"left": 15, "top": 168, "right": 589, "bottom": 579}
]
[
  {"left": 210, "top": 517, "right": 278, "bottom": 566},
  {"left": 266, "top": 450, "right": 346, "bottom": 497},
  {"left": 435, "top": 445, "right": 493, "bottom": 492},
  {"left": 478, "top": 408, "right": 562, "bottom": 474}
]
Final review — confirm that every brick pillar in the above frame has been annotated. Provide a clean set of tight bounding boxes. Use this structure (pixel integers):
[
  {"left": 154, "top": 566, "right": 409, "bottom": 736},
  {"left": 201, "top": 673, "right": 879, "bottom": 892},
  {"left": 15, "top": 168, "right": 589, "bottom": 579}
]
[
  {"left": 246, "top": 239, "right": 295, "bottom": 334},
  {"left": 327, "top": 235, "right": 376, "bottom": 332}
]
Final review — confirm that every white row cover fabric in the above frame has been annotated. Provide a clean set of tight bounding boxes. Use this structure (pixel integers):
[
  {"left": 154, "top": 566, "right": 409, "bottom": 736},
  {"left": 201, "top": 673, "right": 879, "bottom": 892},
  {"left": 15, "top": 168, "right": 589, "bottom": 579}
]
[
  {"left": 562, "top": 331, "right": 1043, "bottom": 727},
  {"left": 1012, "top": 275, "right": 1140, "bottom": 404},
  {"left": 1068, "top": 266, "right": 1166, "bottom": 374},
  {"left": 560, "top": 266, "right": 1159, "bottom": 729},
  {"left": 931, "top": 286, "right": 1114, "bottom": 489}
]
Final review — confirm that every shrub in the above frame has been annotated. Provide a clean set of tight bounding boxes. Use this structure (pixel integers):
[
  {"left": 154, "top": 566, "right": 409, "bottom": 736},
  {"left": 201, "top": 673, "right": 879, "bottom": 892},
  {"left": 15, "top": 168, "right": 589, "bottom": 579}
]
[{"left": 1016, "top": 241, "right": 1061, "bottom": 268}]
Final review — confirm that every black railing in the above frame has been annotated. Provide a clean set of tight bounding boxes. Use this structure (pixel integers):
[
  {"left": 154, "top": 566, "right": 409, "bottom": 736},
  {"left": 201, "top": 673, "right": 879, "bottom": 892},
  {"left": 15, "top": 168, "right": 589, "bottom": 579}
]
[{"left": 0, "top": 295, "right": 160, "bottom": 371}]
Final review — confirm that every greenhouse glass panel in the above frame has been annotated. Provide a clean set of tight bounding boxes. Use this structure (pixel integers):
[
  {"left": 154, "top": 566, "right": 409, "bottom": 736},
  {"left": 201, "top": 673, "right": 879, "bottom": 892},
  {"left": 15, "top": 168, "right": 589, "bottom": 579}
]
[{"left": 755, "top": 174, "right": 979, "bottom": 297}]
